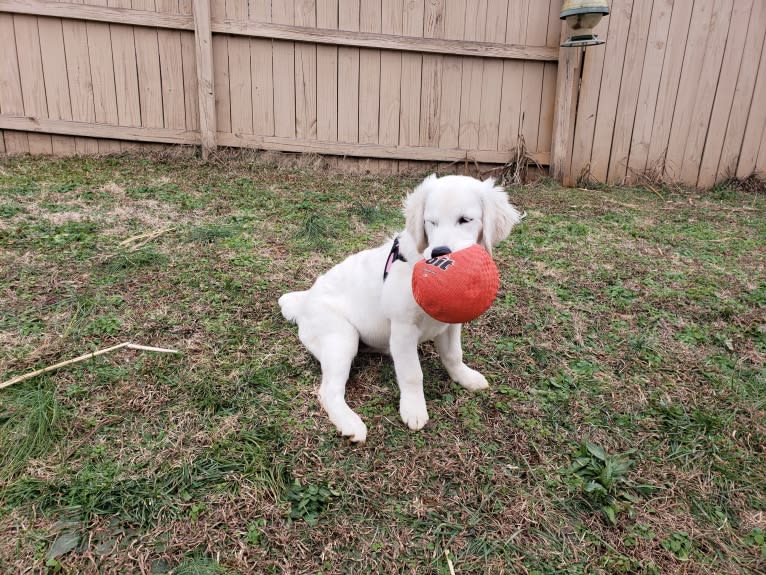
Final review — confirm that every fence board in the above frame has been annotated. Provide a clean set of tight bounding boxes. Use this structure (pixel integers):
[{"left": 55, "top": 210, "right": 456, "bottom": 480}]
[
  {"left": 498, "top": 0, "right": 528, "bottom": 152},
  {"left": 519, "top": 1, "right": 548, "bottom": 152},
  {"left": 625, "top": 0, "right": 672, "bottom": 181},
  {"left": 458, "top": 0, "right": 486, "bottom": 150},
  {"left": 61, "top": 0, "right": 98, "bottom": 154},
  {"left": 589, "top": 0, "right": 632, "bottom": 181},
  {"left": 697, "top": 0, "right": 755, "bottom": 187},
  {"left": 678, "top": 0, "right": 733, "bottom": 185},
  {"left": 211, "top": 0, "right": 231, "bottom": 134},
  {"left": 157, "top": 0, "right": 187, "bottom": 130},
  {"left": 400, "top": 0, "right": 424, "bottom": 148},
  {"left": 606, "top": 0, "right": 652, "bottom": 183},
  {"left": 0, "top": 13, "right": 28, "bottom": 153},
  {"left": 420, "top": 0, "right": 444, "bottom": 148},
  {"left": 316, "top": 0, "right": 337, "bottom": 141},
  {"left": 717, "top": 0, "right": 766, "bottom": 182},
  {"left": 663, "top": 0, "right": 714, "bottom": 180},
  {"left": 644, "top": 0, "right": 692, "bottom": 175},
  {"left": 360, "top": 0, "right": 381, "bottom": 144},
  {"left": 338, "top": 0, "right": 360, "bottom": 143},
  {"left": 438, "top": 0, "right": 464, "bottom": 150},
  {"left": 272, "top": 1, "right": 296, "bottom": 138},
  {"left": 379, "top": 0, "right": 402, "bottom": 147},
  {"left": 250, "top": 0, "right": 274, "bottom": 135},
  {"left": 537, "top": 0, "right": 560, "bottom": 156},
  {"left": 14, "top": 15, "right": 53, "bottom": 154},
  {"left": 295, "top": 0, "right": 317, "bottom": 140},
  {"left": 227, "top": 0, "right": 253, "bottom": 135},
  {"left": 736, "top": 36, "right": 766, "bottom": 179},
  {"left": 478, "top": 0, "right": 506, "bottom": 151}
]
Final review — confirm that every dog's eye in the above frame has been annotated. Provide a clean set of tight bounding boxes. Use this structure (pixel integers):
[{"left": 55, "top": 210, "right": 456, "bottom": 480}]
[
  {"left": 425, "top": 220, "right": 437, "bottom": 227},
  {"left": 458, "top": 217, "right": 473, "bottom": 225}
]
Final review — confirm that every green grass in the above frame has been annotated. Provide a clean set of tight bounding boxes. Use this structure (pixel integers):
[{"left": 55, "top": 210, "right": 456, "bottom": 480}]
[{"left": 0, "top": 154, "right": 764, "bottom": 574}]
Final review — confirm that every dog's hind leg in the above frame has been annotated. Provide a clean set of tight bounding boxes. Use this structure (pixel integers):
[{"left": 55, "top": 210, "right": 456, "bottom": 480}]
[{"left": 298, "top": 314, "right": 367, "bottom": 443}]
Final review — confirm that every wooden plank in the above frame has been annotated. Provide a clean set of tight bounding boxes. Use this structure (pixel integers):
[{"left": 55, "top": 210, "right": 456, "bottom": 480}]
[
  {"left": 0, "top": 114, "right": 199, "bottom": 143},
  {"left": 106, "top": 0, "right": 141, "bottom": 137},
  {"left": 756, "top": 119, "right": 766, "bottom": 178},
  {"left": 438, "top": 0, "right": 465, "bottom": 150},
  {"left": 38, "top": 16, "right": 77, "bottom": 155},
  {"left": 419, "top": 0, "right": 443, "bottom": 147},
  {"left": 606, "top": 0, "right": 653, "bottom": 184},
  {"left": 0, "top": 113, "right": 551, "bottom": 164},
  {"left": 193, "top": 0, "right": 216, "bottom": 156},
  {"left": 535, "top": 0, "right": 559, "bottom": 157},
  {"left": 14, "top": 14, "right": 52, "bottom": 153},
  {"left": 226, "top": 0, "right": 253, "bottom": 135},
  {"left": 568, "top": 14, "right": 609, "bottom": 183},
  {"left": 588, "top": 0, "right": 633, "bottom": 182},
  {"left": 179, "top": 0, "right": 198, "bottom": 133},
  {"left": 498, "top": 0, "right": 529, "bottom": 152},
  {"left": 338, "top": 0, "right": 360, "bottom": 142},
  {"left": 316, "top": 0, "right": 337, "bottom": 141},
  {"left": 272, "top": 0, "right": 295, "bottom": 138},
  {"left": 477, "top": 0, "right": 505, "bottom": 151},
  {"left": 250, "top": 0, "right": 273, "bottom": 135},
  {"left": 84, "top": 0, "right": 120, "bottom": 153},
  {"left": 550, "top": 41, "right": 582, "bottom": 185},
  {"left": 132, "top": 0, "right": 164, "bottom": 134},
  {"left": 458, "top": 0, "right": 486, "bottom": 150},
  {"left": 736, "top": 35, "right": 766, "bottom": 179},
  {"left": 60, "top": 0, "right": 98, "bottom": 154},
  {"left": 645, "top": 0, "right": 693, "bottom": 176},
  {"left": 663, "top": 0, "right": 714, "bottom": 181},
  {"left": 679, "top": 0, "right": 734, "bottom": 186},
  {"left": 716, "top": 0, "right": 766, "bottom": 182},
  {"left": 211, "top": 0, "right": 231, "bottom": 135},
  {"left": 519, "top": 1, "right": 549, "bottom": 153},
  {"left": 0, "top": 13, "right": 29, "bottom": 153},
  {"left": 157, "top": 0, "right": 187, "bottom": 130},
  {"left": 697, "top": 0, "right": 755, "bottom": 187},
  {"left": 359, "top": 0, "right": 381, "bottom": 144},
  {"left": 295, "top": 0, "right": 317, "bottom": 140},
  {"left": 379, "top": 0, "right": 403, "bottom": 147},
  {"left": 0, "top": 0, "right": 560, "bottom": 60},
  {"left": 625, "top": 0, "right": 672, "bottom": 181}
]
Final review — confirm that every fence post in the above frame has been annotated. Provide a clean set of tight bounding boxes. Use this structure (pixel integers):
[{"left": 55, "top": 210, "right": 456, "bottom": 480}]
[
  {"left": 193, "top": 0, "right": 216, "bottom": 159},
  {"left": 551, "top": 35, "right": 583, "bottom": 187}
]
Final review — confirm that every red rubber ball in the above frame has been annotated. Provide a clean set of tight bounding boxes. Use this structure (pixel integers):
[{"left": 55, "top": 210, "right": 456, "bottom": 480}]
[{"left": 412, "top": 244, "right": 500, "bottom": 324}]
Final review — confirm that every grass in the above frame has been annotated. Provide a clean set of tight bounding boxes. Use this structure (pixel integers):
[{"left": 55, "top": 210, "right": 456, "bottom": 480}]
[{"left": 0, "top": 153, "right": 764, "bottom": 574}]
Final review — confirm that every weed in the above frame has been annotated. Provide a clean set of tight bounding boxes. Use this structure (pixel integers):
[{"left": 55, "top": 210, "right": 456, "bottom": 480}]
[
  {"left": 662, "top": 531, "right": 693, "bottom": 561},
  {"left": 285, "top": 480, "right": 340, "bottom": 526}
]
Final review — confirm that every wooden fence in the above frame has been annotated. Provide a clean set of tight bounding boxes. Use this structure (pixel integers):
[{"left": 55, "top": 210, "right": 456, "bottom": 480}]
[
  {"left": 553, "top": 0, "right": 766, "bottom": 188},
  {"left": 0, "top": 0, "right": 559, "bottom": 168},
  {"left": 0, "top": 0, "right": 764, "bottom": 188}
]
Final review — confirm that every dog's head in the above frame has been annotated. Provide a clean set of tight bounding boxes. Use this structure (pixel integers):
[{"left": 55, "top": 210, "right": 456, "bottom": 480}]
[{"left": 404, "top": 174, "right": 523, "bottom": 258}]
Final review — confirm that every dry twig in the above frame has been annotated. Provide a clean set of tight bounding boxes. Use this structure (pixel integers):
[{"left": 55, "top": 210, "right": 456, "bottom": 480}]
[{"left": 1, "top": 343, "right": 180, "bottom": 390}]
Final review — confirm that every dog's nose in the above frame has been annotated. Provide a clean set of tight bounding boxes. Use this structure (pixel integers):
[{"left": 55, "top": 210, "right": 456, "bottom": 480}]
[{"left": 430, "top": 246, "right": 452, "bottom": 258}]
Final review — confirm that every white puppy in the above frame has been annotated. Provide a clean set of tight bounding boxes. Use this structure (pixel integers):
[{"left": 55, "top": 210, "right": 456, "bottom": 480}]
[{"left": 279, "top": 174, "right": 523, "bottom": 442}]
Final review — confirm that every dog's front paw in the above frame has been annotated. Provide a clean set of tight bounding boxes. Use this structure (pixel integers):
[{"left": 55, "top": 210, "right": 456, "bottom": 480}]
[
  {"left": 456, "top": 367, "right": 489, "bottom": 391},
  {"left": 400, "top": 397, "right": 429, "bottom": 431},
  {"left": 336, "top": 413, "right": 368, "bottom": 443}
]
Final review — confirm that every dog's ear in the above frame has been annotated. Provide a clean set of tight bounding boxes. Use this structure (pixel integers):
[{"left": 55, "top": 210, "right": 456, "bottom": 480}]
[
  {"left": 404, "top": 174, "right": 436, "bottom": 253},
  {"left": 479, "top": 178, "right": 523, "bottom": 254}
]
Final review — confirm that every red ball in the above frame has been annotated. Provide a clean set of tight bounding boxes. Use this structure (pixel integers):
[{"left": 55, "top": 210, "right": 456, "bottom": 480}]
[{"left": 412, "top": 244, "right": 500, "bottom": 324}]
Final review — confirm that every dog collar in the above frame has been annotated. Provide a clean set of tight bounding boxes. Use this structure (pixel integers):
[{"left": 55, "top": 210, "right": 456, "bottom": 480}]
[{"left": 383, "top": 236, "right": 407, "bottom": 281}]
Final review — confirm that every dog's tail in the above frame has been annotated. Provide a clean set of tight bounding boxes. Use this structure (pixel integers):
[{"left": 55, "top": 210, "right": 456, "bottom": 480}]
[{"left": 278, "top": 291, "right": 307, "bottom": 323}]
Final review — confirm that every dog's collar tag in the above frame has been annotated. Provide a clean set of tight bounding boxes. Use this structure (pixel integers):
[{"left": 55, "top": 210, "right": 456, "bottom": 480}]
[{"left": 383, "top": 236, "right": 407, "bottom": 281}]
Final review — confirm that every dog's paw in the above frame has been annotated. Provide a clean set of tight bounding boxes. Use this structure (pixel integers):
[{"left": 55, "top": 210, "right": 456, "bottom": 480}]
[
  {"left": 336, "top": 414, "right": 368, "bottom": 443},
  {"left": 400, "top": 398, "right": 429, "bottom": 431},
  {"left": 456, "top": 367, "right": 489, "bottom": 391}
]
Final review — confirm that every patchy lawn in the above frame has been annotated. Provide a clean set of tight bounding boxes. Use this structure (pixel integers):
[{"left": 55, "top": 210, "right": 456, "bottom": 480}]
[{"left": 0, "top": 154, "right": 764, "bottom": 575}]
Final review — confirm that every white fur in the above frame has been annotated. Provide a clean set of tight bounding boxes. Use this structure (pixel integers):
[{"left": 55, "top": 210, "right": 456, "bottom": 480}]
[{"left": 279, "top": 175, "right": 523, "bottom": 442}]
